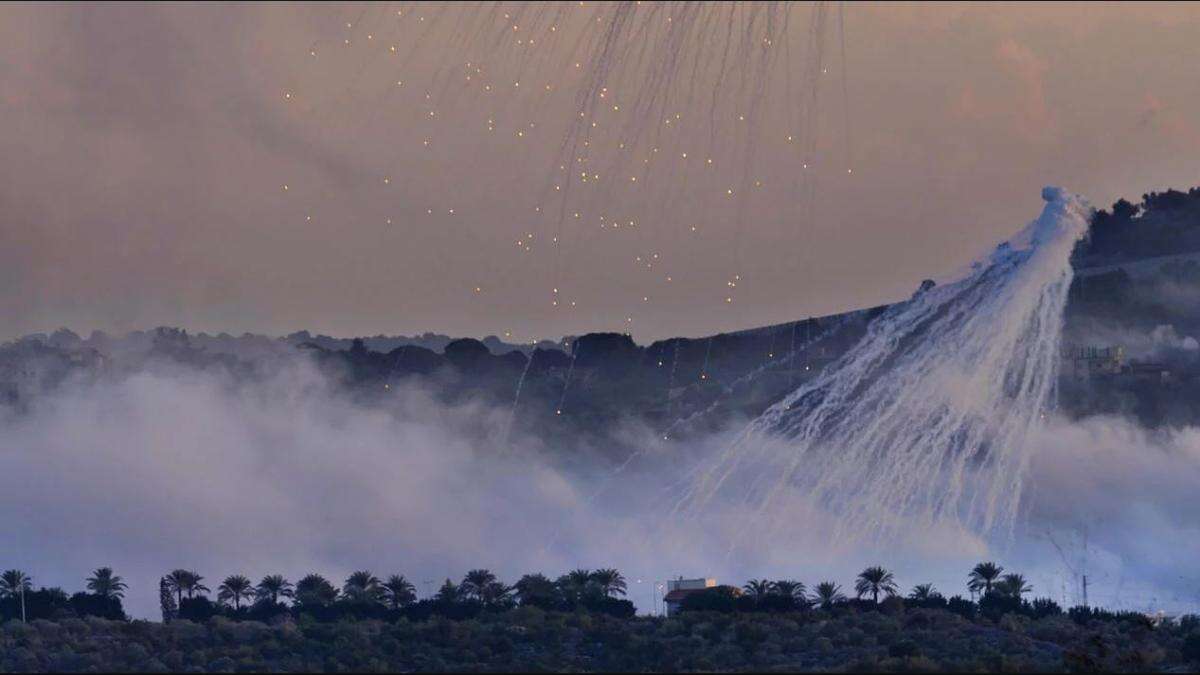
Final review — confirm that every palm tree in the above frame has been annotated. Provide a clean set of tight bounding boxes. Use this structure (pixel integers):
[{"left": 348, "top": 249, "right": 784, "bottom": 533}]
[
  {"left": 381, "top": 575, "right": 417, "bottom": 609},
  {"left": 295, "top": 574, "right": 339, "bottom": 606},
  {"left": 255, "top": 575, "right": 294, "bottom": 605},
  {"left": 772, "top": 580, "right": 808, "bottom": 602},
  {"left": 343, "top": 570, "right": 383, "bottom": 604},
  {"left": 590, "top": 569, "right": 627, "bottom": 597},
  {"left": 908, "top": 584, "right": 943, "bottom": 602},
  {"left": 742, "top": 579, "right": 774, "bottom": 599},
  {"left": 557, "top": 569, "right": 594, "bottom": 602},
  {"left": 85, "top": 568, "right": 127, "bottom": 600},
  {"left": 565, "top": 569, "right": 593, "bottom": 587},
  {"left": 217, "top": 575, "right": 254, "bottom": 610},
  {"left": 434, "top": 578, "right": 461, "bottom": 604},
  {"left": 480, "top": 581, "right": 513, "bottom": 607},
  {"left": 812, "top": 581, "right": 845, "bottom": 609},
  {"left": 187, "top": 571, "right": 210, "bottom": 598},
  {"left": 0, "top": 570, "right": 32, "bottom": 599},
  {"left": 513, "top": 573, "right": 559, "bottom": 607},
  {"left": 854, "top": 566, "right": 898, "bottom": 603},
  {"left": 461, "top": 569, "right": 499, "bottom": 602},
  {"left": 968, "top": 562, "right": 1004, "bottom": 597},
  {"left": 997, "top": 573, "right": 1032, "bottom": 599},
  {"left": 165, "top": 569, "right": 209, "bottom": 606},
  {"left": 165, "top": 569, "right": 189, "bottom": 606}
]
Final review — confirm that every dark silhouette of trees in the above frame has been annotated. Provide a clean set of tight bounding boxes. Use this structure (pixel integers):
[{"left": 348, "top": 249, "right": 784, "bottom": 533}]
[
  {"left": 342, "top": 571, "right": 384, "bottom": 604},
  {"left": 460, "top": 569, "right": 498, "bottom": 602},
  {"left": 0, "top": 570, "right": 32, "bottom": 601},
  {"left": 812, "top": 581, "right": 845, "bottom": 609},
  {"left": 854, "top": 566, "right": 897, "bottom": 603},
  {"left": 590, "top": 568, "right": 627, "bottom": 597},
  {"left": 968, "top": 562, "right": 1004, "bottom": 596},
  {"left": 997, "top": 573, "right": 1032, "bottom": 599},
  {"left": 255, "top": 575, "right": 294, "bottom": 605},
  {"left": 2, "top": 593, "right": 1194, "bottom": 671},
  {"left": 742, "top": 579, "right": 774, "bottom": 599},
  {"left": 178, "top": 596, "right": 218, "bottom": 622},
  {"left": 557, "top": 569, "right": 595, "bottom": 603},
  {"left": 908, "top": 583, "right": 942, "bottom": 602},
  {"left": 0, "top": 571, "right": 32, "bottom": 622},
  {"left": 480, "top": 581, "right": 513, "bottom": 608},
  {"left": 217, "top": 575, "right": 254, "bottom": 610},
  {"left": 513, "top": 573, "right": 559, "bottom": 609},
  {"left": 772, "top": 580, "right": 807, "bottom": 602},
  {"left": 1080, "top": 187, "right": 1200, "bottom": 262},
  {"left": 85, "top": 568, "right": 126, "bottom": 600},
  {"left": 159, "top": 577, "right": 177, "bottom": 623},
  {"left": 434, "top": 579, "right": 461, "bottom": 604},
  {"left": 679, "top": 585, "right": 740, "bottom": 613},
  {"left": 295, "top": 574, "right": 339, "bottom": 606},
  {"left": 381, "top": 575, "right": 417, "bottom": 609},
  {"left": 1030, "top": 597, "right": 1062, "bottom": 618},
  {"left": 68, "top": 591, "right": 126, "bottom": 620},
  {"left": 164, "top": 569, "right": 208, "bottom": 606},
  {"left": 459, "top": 569, "right": 512, "bottom": 608}
]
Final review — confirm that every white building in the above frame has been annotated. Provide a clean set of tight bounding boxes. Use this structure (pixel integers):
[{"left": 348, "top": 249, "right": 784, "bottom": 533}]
[{"left": 662, "top": 578, "right": 717, "bottom": 616}]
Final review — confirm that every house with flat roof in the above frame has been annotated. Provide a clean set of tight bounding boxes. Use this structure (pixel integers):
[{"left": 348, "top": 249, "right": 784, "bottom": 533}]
[{"left": 662, "top": 578, "right": 718, "bottom": 616}]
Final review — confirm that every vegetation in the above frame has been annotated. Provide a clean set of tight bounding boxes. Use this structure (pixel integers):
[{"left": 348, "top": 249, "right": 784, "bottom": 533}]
[
  {"left": 1, "top": 563, "right": 1198, "bottom": 672},
  {"left": 1078, "top": 187, "right": 1200, "bottom": 263}
]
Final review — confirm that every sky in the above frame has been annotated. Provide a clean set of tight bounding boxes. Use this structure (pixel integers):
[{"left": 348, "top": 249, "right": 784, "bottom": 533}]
[{"left": 3, "top": 1, "right": 1200, "bottom": 344}]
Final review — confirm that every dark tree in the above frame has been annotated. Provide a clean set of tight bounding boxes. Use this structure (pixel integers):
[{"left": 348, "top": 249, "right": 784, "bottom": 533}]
[
  {"left": 255, "top": 575, "right": 294, "bottom": 605},
  {"left": 590, "top": 569, "right": 627, "bottom": 597},
  {"left": 159, "top": 577, "right": 177, "bottom": 623},
  {"left": 854, "top": 567, "right": 898, "bottom": 603},
  {"left": 381, "top": 575, "right": 417, "bottom": 610},
  {"left": 217, "top": 575, "right": 254, "bottom": 610},
  {"left": 513, "top": 573, "right": 560, "bottom": 609},
  {"left": 85, "top": 568, "right": 127, "bottom": 600},
  {"left": 295, "top": 574, "right": 339, "bottom": 606},
  {"left": 813, "top": 581, "right": 846, "bottom": 609},
  {"left": 968, "top": 562, "right": 1004, "bottom": 596},
  {"left": 342, "top": 571, "right": 383, "bottom": 604}
]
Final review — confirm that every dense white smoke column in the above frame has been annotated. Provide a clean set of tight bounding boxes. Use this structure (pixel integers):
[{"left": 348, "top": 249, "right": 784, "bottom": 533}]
[{"left": 677, "top": 187, "right": 1091, "bottom": 544}]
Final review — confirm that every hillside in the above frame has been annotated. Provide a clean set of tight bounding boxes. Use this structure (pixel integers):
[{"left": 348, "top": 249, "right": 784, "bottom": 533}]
[
  {"left": 3, "top": 604, "right": 1197, "bottom": 672},
  {"left": 4, "top": 187, "right": 1200, "bottom": 440}
]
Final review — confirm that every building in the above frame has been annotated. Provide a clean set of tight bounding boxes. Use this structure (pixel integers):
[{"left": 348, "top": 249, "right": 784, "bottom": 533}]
[
  {"left": 1063, "top": 345, "right": 1125, "bottom": 377},
  {"left": 662, "top": 578, "right": 717, "bottom": 616}
]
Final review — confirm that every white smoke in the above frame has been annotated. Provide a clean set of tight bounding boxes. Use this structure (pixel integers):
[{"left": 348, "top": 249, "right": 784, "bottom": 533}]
[
  {"left": 1, "top": 342, "right": 1199, "bottom": 618},
  {"left": 677, "top": 187, "right": 1092, "bottom": 543},
  {"left": 3, "top": 188, "right": 1200, "bottom": 618}
]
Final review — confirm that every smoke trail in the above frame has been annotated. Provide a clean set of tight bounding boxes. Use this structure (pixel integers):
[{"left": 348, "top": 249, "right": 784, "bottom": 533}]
[{"left": 677, "top": 187, "right": 1092, "bottom": 544}]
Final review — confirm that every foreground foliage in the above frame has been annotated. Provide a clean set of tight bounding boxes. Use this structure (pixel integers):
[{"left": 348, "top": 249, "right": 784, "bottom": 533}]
[{"left": 2, "top": 602, "right": 1199, "bottom": 673}]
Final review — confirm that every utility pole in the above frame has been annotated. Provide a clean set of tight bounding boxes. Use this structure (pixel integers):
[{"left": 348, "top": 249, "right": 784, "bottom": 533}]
[
  {"left": 1082, "top": 575, "right": 1089, "bottom": 609},
  {"left": 20, "top": 584, "right": 26, "bottom": 623}
]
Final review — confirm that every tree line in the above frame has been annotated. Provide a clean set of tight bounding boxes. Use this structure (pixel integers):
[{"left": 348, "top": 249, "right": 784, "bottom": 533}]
[
  {"left": 0, "top": 566, "right": 637, "bottom": 624},
  {"left": 680, "top": 562, "right": 1155, "bottom": 626},
  {"left": 0, "top": 561, "right": 1177, "bottom": 626}
]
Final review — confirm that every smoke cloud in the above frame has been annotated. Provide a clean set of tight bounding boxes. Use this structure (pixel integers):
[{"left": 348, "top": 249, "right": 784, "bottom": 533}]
[{"left": 2, "top": 353, "right": 1198, "bottom": 618}]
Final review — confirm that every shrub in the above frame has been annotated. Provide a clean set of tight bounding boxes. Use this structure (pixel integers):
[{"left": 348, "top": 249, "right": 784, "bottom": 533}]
[
  {"left": 1029, "top": 597, "right": 1062, "bottom": 619},
  {"left": 679, "top": 586, "right": 739, "bottom": 614},
  {"left": 67, "top": 592, "right": 126, "bottom": 621},
  {"left": 177, "top": 596, "right": 218, "bottom": 622},
  {"left": 888, "top": 639, "right": 921, "bottom": 658},
  {"left": 946, "top": 596, "right": 976, "bottom": 620},
  {"left": 1182, "top": 632, "right": 1200, "bottom": 663}
]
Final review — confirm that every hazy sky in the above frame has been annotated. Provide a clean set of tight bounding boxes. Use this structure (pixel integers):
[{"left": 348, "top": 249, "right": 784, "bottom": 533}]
[{"left": 3, "top": 1, "right": 1199, "bottom": 343}]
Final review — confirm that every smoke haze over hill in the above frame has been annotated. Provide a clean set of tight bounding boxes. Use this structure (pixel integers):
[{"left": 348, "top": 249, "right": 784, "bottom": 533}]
[{"left": 2, "top": 347, "right": 1199, "bottom": 619}]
